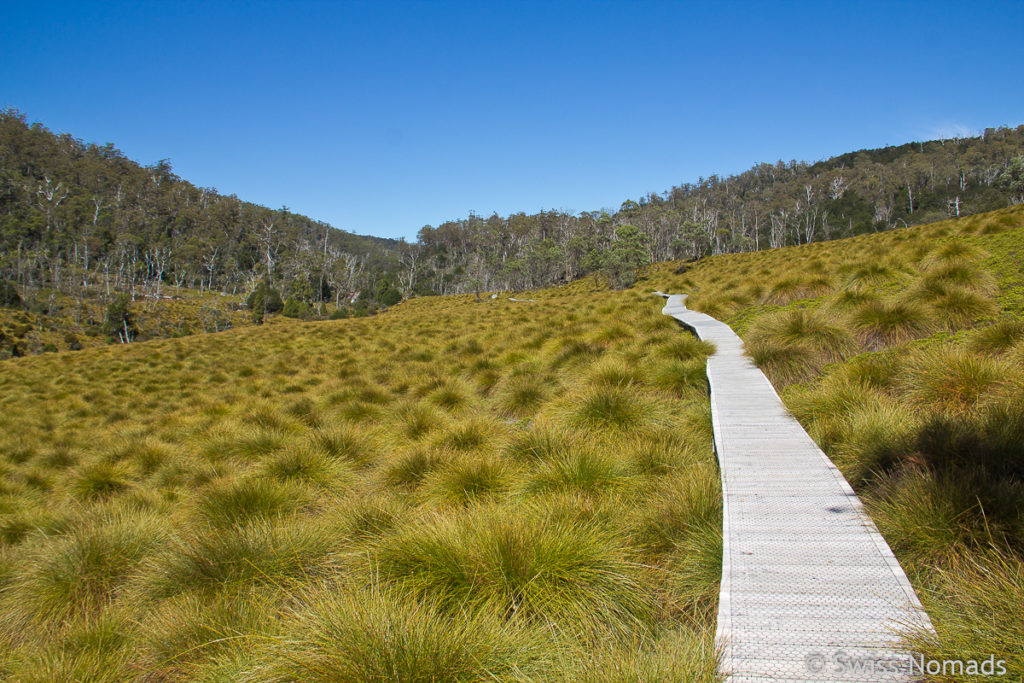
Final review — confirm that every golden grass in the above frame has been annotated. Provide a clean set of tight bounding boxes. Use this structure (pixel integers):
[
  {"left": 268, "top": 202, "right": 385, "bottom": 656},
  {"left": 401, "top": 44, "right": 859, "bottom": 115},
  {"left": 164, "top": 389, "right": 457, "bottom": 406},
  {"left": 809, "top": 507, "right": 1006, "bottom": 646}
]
[
  {"left": 4, "top": 203, "right": 1022, "bottom": 678},
  {"left": 0, "top": 281, "right": 721, "bottom": 679}
]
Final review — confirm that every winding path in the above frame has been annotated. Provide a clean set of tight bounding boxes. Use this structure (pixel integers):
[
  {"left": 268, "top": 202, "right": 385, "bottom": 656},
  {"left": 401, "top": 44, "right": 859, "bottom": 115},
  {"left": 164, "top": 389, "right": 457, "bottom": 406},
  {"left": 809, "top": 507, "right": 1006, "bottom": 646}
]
[{"left": 657, "top": 293, "right": 933, "bottom": 682}]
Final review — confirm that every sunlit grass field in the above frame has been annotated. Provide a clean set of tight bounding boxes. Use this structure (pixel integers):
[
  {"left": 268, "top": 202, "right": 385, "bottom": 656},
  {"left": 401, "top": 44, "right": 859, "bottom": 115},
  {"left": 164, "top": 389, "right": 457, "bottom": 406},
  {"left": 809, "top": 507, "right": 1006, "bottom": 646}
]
[
  {"left": 0, "top": 286, "right": 721, "bottom": 680},
  {"left": 650, "top": 203, "right": 1024, "bottom": 680},
  {"left": 2, "top": 204, "right": 1023, "bottom": 681}
]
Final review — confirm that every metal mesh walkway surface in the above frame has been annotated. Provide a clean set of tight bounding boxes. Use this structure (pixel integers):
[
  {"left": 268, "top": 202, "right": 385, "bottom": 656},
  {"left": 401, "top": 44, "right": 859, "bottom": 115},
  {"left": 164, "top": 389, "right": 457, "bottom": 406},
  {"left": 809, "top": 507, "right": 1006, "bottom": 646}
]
[{"left": 657, "top": 293, "right": 933, "bottom": 682}]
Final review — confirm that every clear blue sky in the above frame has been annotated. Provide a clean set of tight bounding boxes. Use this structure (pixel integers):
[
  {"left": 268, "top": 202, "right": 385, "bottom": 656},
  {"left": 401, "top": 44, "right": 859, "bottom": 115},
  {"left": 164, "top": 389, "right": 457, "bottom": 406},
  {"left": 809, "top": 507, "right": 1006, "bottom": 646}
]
[{"left": 3, "top": 1, "right": 1023, "bottom": 240}]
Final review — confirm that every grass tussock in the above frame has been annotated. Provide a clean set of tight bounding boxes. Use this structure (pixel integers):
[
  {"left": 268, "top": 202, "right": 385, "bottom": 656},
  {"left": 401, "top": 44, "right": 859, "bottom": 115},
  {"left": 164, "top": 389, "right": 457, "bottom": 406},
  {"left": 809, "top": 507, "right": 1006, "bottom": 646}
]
[
  {"left": 375, "top": 504, "right": 656, "bottom": 636},
  {"left": 2, "top": 510, "right": 167, "bottom": 630},
  {"left": 570, "top": 385, "right": 648, "bottom": 430},
  {"left": 849, "top": 299, "right": 933, "bottom": 348},
  {"left": 145, "top": 518, "right": 336, "bottom": 596},
  {"left": 746, "top": 308, "right": 856, "bottom": 385},
  {"left": 251, "top": 583, "right": 551, "bottom": 682},
  {"left": 900, "top": 347, "right": 1017, "bottom": 418}
]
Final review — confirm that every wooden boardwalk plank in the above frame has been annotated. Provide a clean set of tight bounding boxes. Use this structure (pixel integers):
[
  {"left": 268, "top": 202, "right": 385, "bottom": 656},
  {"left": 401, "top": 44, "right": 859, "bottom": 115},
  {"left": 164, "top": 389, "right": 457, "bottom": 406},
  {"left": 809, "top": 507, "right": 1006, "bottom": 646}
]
[{"left": 657, "top": 293, "right": 932, "bottom": 682}]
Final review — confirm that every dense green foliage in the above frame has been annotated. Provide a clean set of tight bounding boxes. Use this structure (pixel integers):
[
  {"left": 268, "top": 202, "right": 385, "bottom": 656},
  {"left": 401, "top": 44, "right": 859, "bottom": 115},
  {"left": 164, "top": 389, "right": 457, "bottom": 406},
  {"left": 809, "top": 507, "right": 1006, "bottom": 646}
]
[
  {"left": 0, "top": 281, "right": 20, "bottom": 308},
  {"left": 245, "top": 281, "right": 283, "bottom": 323},
  {"left": 101, "top": 294, "right": 137, "bottom": 343}
]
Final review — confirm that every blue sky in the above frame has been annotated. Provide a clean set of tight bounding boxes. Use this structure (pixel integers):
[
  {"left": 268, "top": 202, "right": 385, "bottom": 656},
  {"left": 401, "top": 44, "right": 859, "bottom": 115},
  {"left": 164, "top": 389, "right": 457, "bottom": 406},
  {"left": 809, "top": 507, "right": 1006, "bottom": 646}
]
[{"left": 3, "top": 1, "right": 1023, "bottom": 240}]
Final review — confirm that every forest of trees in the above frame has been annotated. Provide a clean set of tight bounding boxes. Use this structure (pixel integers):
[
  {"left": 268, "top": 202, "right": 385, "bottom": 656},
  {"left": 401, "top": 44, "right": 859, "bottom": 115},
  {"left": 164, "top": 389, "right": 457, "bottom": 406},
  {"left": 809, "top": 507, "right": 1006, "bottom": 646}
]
[
  {"left": 413, "top": 126, "right": 1024, "bottom": 294},
  {"left": 0, "top": 111, "right": 400, "bottom": 317},
  {"left": 2, "top": 108, "right": 1024, "bottom": 340}
]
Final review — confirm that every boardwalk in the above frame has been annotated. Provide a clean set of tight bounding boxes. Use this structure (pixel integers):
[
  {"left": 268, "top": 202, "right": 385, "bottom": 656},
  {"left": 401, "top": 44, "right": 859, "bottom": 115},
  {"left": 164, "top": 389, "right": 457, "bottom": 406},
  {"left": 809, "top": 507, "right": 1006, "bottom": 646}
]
[{"left": 657, "top": 294, "right": 932, "bottom": 682}]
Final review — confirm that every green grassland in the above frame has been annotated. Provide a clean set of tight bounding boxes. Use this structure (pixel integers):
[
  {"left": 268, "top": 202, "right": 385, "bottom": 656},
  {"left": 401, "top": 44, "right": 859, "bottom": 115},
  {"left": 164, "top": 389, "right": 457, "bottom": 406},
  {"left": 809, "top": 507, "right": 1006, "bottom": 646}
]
[
  {"left": 1, "top": 204, "right": 1023, "bottom": 681},
  {"left": 0, "top": 285, "right": 720, "bottom": 680},
  {"left": 650, "top": 203, "right": 1024, "bottom": 680}
]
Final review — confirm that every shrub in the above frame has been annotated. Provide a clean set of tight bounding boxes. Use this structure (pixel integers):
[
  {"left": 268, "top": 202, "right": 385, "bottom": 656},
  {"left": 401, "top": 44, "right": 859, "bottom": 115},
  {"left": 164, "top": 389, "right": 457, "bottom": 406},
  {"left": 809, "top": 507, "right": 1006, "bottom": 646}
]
[
  {"left": 328, "top": 306, "right": 351, "bottom": 320},
  {"left": 101, "top": 294, "right": 138, "bottom": 343},
  {"left": 282, "top": 298, "right": 313, "bottom": 319},
  {"left": 245, "top": 282, "right": 283, "bottom": 322},
  {"left": 0, "top": 281, "right": 21, "bottom": 309},
  {"left": 377, "top": 283, "right": 402, "bottom": 308}
]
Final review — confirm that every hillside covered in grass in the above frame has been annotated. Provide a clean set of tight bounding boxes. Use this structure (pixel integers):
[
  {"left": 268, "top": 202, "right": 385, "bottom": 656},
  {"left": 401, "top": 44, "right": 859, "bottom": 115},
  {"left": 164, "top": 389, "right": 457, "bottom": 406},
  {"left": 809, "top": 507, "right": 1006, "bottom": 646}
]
[
  {"left": 0, "top": 285, "right": 721, "bottom": 680},
  {"left": 650, "top": 204, "right": 1024, "bottom": 679},
  {"left": 2, "top": 203, "right": 1023, "bottom": 680}
]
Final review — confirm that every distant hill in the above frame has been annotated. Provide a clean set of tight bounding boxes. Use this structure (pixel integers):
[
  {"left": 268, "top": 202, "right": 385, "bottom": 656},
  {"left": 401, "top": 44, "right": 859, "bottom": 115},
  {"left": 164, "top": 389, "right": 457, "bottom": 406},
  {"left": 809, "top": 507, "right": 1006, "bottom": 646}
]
[
  {"left": 0, "top": 110, "right": 401, "bottom": 310},
  {"left": 414, "top": 125, "right": 1024, "bottom": 293},
  {"left": 2, "top": 109, "right": 1023, "bottom": 348}
]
